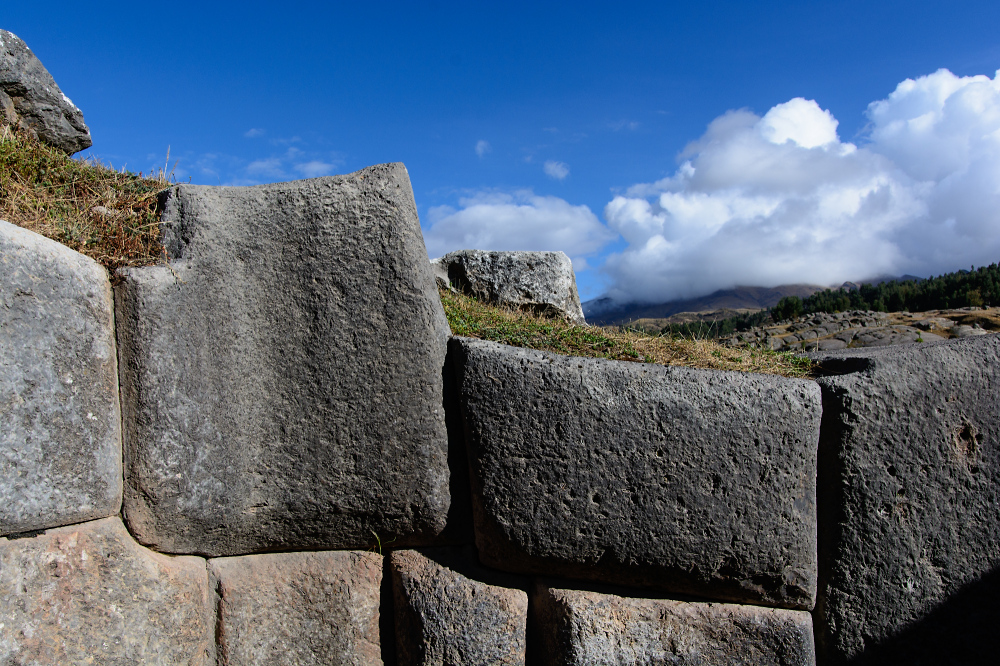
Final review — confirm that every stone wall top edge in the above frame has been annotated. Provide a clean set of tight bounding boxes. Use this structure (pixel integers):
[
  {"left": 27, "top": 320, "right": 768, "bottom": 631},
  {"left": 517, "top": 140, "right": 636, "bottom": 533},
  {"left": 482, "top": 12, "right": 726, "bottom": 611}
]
[{"left": 451, "top": 335, "right": 819, "bottom": 386}]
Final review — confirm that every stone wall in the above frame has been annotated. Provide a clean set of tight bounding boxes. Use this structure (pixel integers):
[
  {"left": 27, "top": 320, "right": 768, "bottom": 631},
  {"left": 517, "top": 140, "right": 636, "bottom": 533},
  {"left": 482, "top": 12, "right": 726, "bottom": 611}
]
[{"left": 2, "top": 166, "right": 998, "bottom": 665}]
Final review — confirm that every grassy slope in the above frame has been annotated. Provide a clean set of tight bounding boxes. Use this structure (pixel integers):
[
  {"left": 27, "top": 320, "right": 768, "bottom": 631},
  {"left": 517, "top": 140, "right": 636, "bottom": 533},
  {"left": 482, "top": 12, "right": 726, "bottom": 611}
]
[
  {"left": 442, "top": 288, "right": 812, "bottom": 378},
  {"left": 0, "top": 125, "right": 166, "bottom": 272},
  {"left": 0, "top": 126, "right": 811, "bottom": 378}
]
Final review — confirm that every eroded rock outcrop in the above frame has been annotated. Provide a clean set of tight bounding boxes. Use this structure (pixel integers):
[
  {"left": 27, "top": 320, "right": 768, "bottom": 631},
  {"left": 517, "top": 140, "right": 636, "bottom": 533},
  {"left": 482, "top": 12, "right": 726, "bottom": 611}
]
[{"left": 0, "top": 30, "right": 92, "bottom": 154}]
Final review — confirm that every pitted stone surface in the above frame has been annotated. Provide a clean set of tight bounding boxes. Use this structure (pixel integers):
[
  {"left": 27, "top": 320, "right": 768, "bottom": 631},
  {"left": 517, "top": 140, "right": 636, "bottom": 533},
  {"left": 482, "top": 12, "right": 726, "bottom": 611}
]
[
  {"left": 453, "top": 337, "right": 820, "bottom": 609},
  {"left": 813, "top": 335, "right": 1000, "bottom": 665},
  {"left": 0, "top": 30, "right": 92, "bottom": 153},
  {"left": 116, "top": 164, "right": 451, "bottom": 556},
  {"left": 0, "top": 517, "right": 214, "bottom": 664},
  {"left": 533, "top": 585, "right": 815, "bottom": 665},
  {"left": 0, "top": 220, "right": 121, "bottom": 535},
  {"left": 432, "top": 250, "right": 585, "bottom": 324},
  {"left": 209, "top": 550, "right": 383, "bottom": 666},
  {"left": 390, "top": 547, "right": 528, "bottom": 665}
]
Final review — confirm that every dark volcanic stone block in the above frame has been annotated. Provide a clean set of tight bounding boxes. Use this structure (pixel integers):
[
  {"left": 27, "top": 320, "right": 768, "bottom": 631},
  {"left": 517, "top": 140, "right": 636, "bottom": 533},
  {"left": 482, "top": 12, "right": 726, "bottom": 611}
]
[
  {"left": 1, "top": 221, "right": 121, "bottom": 535},
  {"left": 116, "top": 164, "right": 450, "bottom": 556},
  {"left": 209, "top": 550, "right": 383, "bottom": 665},
  {"left": 453, "top": 338, "right": 821, "bottom": 609},
  {"left": 390, "top": 547, "right": 528, "bottom": 665},
  {"left": 812, "top": 335, "right": 1000, "bottom": 665},
  {"left": 533, "top": 584, "right": 815, "bottom": 665}
]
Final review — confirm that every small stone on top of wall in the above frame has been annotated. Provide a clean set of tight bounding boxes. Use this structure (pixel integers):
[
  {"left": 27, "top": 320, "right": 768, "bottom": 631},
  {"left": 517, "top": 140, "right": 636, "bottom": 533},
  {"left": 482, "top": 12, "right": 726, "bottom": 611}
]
[
  {"left": 452, "top": 337, "right": 821, "bottom": 610},
  {"left": 432, "top": 249, "right": 586, "bottom": 324},
  {"left": 0, "top": 30, "right": 92, "bottom": 154}
]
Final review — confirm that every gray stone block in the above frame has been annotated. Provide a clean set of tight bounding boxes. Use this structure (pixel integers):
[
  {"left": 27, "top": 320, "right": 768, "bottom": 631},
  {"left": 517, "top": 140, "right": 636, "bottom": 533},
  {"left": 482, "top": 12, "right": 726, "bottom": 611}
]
[
  {"left": 0, "top": 30, "right": 92, "bottom": 154},
  {"left": 0, "top": 220, "right": 121, "bottom": 535},
  {"left": 209, "top": 550, "right": 384, "bottom": 665},
  {"left": 453, "top": 338, "right": 821, "bottom": 609},
  {"left": 813, "top": 335, "right": 1000, "bottom": 665},
  {"left": 0, "top": 517, "right": 214, "bottom": 664},
  {"left": 390, "top": 547, "right": 528, "bottom": 665},
  {"left": 432, "top": 250, "right": 585, "bottom": 324},
  {"left": 533, "top": 584, "right": 815, "bottom": 665},
  {"left": 116, "top": 164, "right": 451, "bottom": 556}
]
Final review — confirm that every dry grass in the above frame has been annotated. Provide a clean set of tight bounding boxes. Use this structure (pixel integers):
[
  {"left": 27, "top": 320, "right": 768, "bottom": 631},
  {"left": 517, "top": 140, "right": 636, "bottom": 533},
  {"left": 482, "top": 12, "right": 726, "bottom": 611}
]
[
  {"left": 0, "top": 124, "right": 168, "bottom": 273},
  {"left": 440, "top": 288, "right": 814, "bottom": 378}
]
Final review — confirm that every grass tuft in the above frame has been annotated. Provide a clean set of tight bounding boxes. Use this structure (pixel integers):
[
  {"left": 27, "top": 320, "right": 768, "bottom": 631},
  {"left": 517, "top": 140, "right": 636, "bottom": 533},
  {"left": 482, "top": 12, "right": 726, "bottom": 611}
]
[
  {"left": 440, "top": 288, "right": 813, "bottom": 378},
  {"left": 0, "top": 124, "right": 168, "bottom": 273}
]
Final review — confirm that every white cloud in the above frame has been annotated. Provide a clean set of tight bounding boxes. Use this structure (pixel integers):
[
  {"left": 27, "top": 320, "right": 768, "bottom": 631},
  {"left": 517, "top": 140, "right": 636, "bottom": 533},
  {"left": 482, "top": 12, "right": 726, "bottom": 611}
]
[
  {"left": 475, "top": 140, "right": 491, "bottom": 157},
  {"left": 423, "top": 190, "right": 616, "bottom": 263},
  {"left": 295, "top": 160, "right": 335, "bottom": 178},
  {"left": 601, "top": 68, "right": 1000, "bottom": 304},
  {"left": 244, "top": 128, "right": 265, "bottom": 138},
  {"left": 544, "top": 160, "right": 569, "bottom": 180}
]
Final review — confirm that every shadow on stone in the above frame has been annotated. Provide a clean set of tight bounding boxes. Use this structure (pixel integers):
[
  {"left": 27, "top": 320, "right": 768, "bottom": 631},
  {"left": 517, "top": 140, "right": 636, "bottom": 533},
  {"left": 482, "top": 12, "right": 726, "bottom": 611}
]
[
  {"left": 832, "top": 566, "right": 1000, "bottom": 666},
  {"left": 429, "top": 343, "right": 475, "bottom": 545}
]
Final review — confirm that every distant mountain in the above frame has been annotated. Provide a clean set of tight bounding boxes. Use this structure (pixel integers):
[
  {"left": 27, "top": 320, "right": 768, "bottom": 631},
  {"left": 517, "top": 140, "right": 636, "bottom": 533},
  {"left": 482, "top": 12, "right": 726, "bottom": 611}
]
[{"left": 584, "top": 284, "right": 826, "bottom": 326}]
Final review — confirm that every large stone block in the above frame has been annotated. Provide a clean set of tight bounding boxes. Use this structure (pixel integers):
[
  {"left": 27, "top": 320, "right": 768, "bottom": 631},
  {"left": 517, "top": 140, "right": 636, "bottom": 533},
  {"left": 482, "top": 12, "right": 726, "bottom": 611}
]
[
  {"left": 116, "top": 164, "right": 451, "bottom": 556},
  {"left": 813, "top": 335, "right": 1000, "bottom": 665},
  {"left": 0, "top": 220, "right": 121, "bottom": 535},
  {"left": 453, "top": 337, "right": 820, "bottom": 609},
  {"left": 0, "top": 30, "right": 92, "bottom": 154},
  {"left": 533, "top": 584, "right": 815, "bottom": 665},
  {"left": 209, "top": 550, "right": 383, "bottom": 665},
  {"left": 390, "top": 547, "right": 528, "bottom": 665},
  {"left": 0, "top": 517, "right": 214, "bottom": 664},
  {"left": 432, "top": 249, "right": 585, "bottom": 323}
]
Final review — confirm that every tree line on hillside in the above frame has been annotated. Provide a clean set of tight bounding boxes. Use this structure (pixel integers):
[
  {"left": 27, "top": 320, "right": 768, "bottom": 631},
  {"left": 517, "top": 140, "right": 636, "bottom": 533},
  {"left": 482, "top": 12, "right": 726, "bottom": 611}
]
[
  {"left": 649, "top": 262, "right": 999, "bottom": 339},
  {"left": 772, "top": 263, "right": 999, "bottom": 322}
]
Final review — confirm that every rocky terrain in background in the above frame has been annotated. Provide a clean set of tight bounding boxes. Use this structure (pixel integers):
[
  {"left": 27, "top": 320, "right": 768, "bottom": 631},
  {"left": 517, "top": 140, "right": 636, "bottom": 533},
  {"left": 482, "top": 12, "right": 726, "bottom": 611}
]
[
  {"left": 583, "top": 283, "right": 825, "bottom": 325},
  {"left": 722, "top": 306, "right": 1000, "bottom": 351}
]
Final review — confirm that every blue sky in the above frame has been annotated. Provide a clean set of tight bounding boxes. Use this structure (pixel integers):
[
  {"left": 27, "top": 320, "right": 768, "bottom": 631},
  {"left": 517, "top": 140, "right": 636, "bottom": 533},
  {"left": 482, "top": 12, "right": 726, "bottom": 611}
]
[{"left": 6, "top": 1, "right": 1000, "bottom": 302}]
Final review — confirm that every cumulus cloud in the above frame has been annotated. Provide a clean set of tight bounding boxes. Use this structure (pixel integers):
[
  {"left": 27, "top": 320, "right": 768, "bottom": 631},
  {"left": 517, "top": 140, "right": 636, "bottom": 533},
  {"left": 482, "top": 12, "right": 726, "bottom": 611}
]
[
  {"left": 423, "top": 190, "right": 616, "bottom": 265},
  {"left": 544, "top": 160, "right": 570, "bottom": 180},
  {"left": 475, "top": 140, "right": 491, "bottom": 157},
  {"left": 294, "top": 160, "right": 335, "bottom": 178},
  {"left": 602, "top": 69, "right": 1000, "bottom": 304}
]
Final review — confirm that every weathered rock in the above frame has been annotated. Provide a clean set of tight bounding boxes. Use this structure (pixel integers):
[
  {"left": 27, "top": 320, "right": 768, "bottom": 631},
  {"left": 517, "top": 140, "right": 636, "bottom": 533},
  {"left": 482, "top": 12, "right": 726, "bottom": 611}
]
[
  {"left": 0, "top": 517, "right": 214, "bottom": 664},
  {"left": 533, "top": 584, "right": 815, "bottom": 665},
  {"left": 812, "top": 335, "right": 1000, "bottom": 665},
  {"left": 390, "top": 547, "right": 528, "bottom": 665},
  {"left": 951, "top": 324, "right": 989, "bottom": 338},
  {"left": 453, "top": 337, "right": 821, "bottom": 609},
  {"left": 0, "top": 220, "right": 121, "bottom": 535},
  {"left": 432, "top": 250, "right": 585, "bottom": 324},
  {"left": 209, "top": 550, "right": 383, "bottom": 665},
  {"left": 116, "top": 164, "right": 451, "bottom": 556},
  {"left": 0, "top": 30, "right": 91, "bottom": 153}
]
